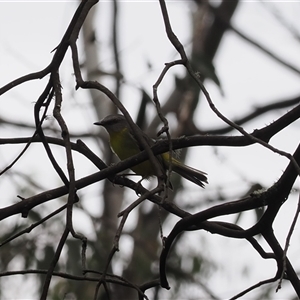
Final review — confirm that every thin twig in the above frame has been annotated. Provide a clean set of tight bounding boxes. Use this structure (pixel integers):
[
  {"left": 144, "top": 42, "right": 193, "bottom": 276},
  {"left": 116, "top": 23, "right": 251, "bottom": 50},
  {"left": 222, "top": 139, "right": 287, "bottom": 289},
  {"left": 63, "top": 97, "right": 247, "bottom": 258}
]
[
  {"left": 0, "top": 205, "right": 67, "bottom": 247},
  {"left": 276, "top": 181, "right": 300, "bottom": 291},
  {"left": 159, "top": 0, "right": 300, "bottom": 177},
  {"left": 40, "top": 228, "right": 69, "bottom": 300}
]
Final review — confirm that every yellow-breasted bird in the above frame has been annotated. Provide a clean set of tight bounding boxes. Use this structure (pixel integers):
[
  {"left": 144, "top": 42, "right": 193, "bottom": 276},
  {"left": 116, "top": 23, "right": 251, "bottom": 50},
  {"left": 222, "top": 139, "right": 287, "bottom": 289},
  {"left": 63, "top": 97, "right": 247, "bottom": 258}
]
[{"left": 94, "top": 114, "right": 208, "bottom": 188}]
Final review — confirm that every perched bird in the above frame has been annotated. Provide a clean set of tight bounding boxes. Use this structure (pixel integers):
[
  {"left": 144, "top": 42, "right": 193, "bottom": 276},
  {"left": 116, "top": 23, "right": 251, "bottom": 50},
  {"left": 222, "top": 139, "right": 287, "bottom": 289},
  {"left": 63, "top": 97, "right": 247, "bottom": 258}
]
[{"left": 94, "top": 114, "right": 208, "bottom": 188}]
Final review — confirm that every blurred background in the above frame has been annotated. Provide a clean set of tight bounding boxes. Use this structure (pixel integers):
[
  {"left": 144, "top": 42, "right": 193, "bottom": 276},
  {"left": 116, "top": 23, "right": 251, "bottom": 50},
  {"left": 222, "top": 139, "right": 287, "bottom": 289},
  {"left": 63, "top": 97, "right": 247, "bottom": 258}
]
[{"left": 0, "top": 1, "right": 300, "bottom": 299}]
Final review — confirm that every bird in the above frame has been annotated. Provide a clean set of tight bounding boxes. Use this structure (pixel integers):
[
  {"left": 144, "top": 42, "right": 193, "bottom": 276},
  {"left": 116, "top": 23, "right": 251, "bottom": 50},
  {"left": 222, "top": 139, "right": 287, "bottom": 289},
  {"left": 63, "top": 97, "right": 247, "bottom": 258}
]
[{"left": 94, "top": 114, "right": 208, "bottom": 188}]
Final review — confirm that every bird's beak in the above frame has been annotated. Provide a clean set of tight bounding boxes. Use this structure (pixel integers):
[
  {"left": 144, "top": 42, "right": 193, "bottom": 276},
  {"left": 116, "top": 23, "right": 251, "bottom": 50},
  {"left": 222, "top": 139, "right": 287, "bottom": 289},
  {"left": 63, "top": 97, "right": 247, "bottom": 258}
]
[{"left": 94, "top": 121, "right": 102, "bottom": 126}]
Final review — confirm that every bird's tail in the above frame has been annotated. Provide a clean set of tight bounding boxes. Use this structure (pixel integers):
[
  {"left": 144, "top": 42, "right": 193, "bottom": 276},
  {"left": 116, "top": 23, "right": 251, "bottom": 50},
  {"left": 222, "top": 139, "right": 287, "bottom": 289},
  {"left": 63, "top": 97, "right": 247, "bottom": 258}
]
[{"left": 170, "top": 158, "right": 208, "bottom": 188}]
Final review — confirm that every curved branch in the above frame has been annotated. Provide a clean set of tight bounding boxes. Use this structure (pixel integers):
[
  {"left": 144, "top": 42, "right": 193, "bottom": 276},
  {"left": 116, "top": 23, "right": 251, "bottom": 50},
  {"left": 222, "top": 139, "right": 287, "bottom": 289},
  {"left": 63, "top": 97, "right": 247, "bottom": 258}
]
[
  {"left": 205, "top": 96, "right": 300, "bottom": 135},
  {"left": 0, "top": 1, "right": 98, "bottom": 96},
  {"left": 160, "top": 140, "right": 300, "bottom": 289}
]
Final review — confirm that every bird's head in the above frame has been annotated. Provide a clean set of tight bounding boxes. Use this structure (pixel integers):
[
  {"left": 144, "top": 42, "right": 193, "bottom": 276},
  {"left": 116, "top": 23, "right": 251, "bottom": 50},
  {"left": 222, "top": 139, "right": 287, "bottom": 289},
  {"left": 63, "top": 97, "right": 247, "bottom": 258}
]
[{"left": 94, "top": 114, "right": 129, "bottom": 134}]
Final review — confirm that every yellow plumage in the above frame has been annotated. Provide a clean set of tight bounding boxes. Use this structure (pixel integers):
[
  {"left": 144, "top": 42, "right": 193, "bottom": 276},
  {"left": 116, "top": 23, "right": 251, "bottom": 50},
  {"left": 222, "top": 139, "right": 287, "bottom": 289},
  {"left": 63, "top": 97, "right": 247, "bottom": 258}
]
[{"left": 94, "top": 114, "right": 208, "bottom": 188}]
